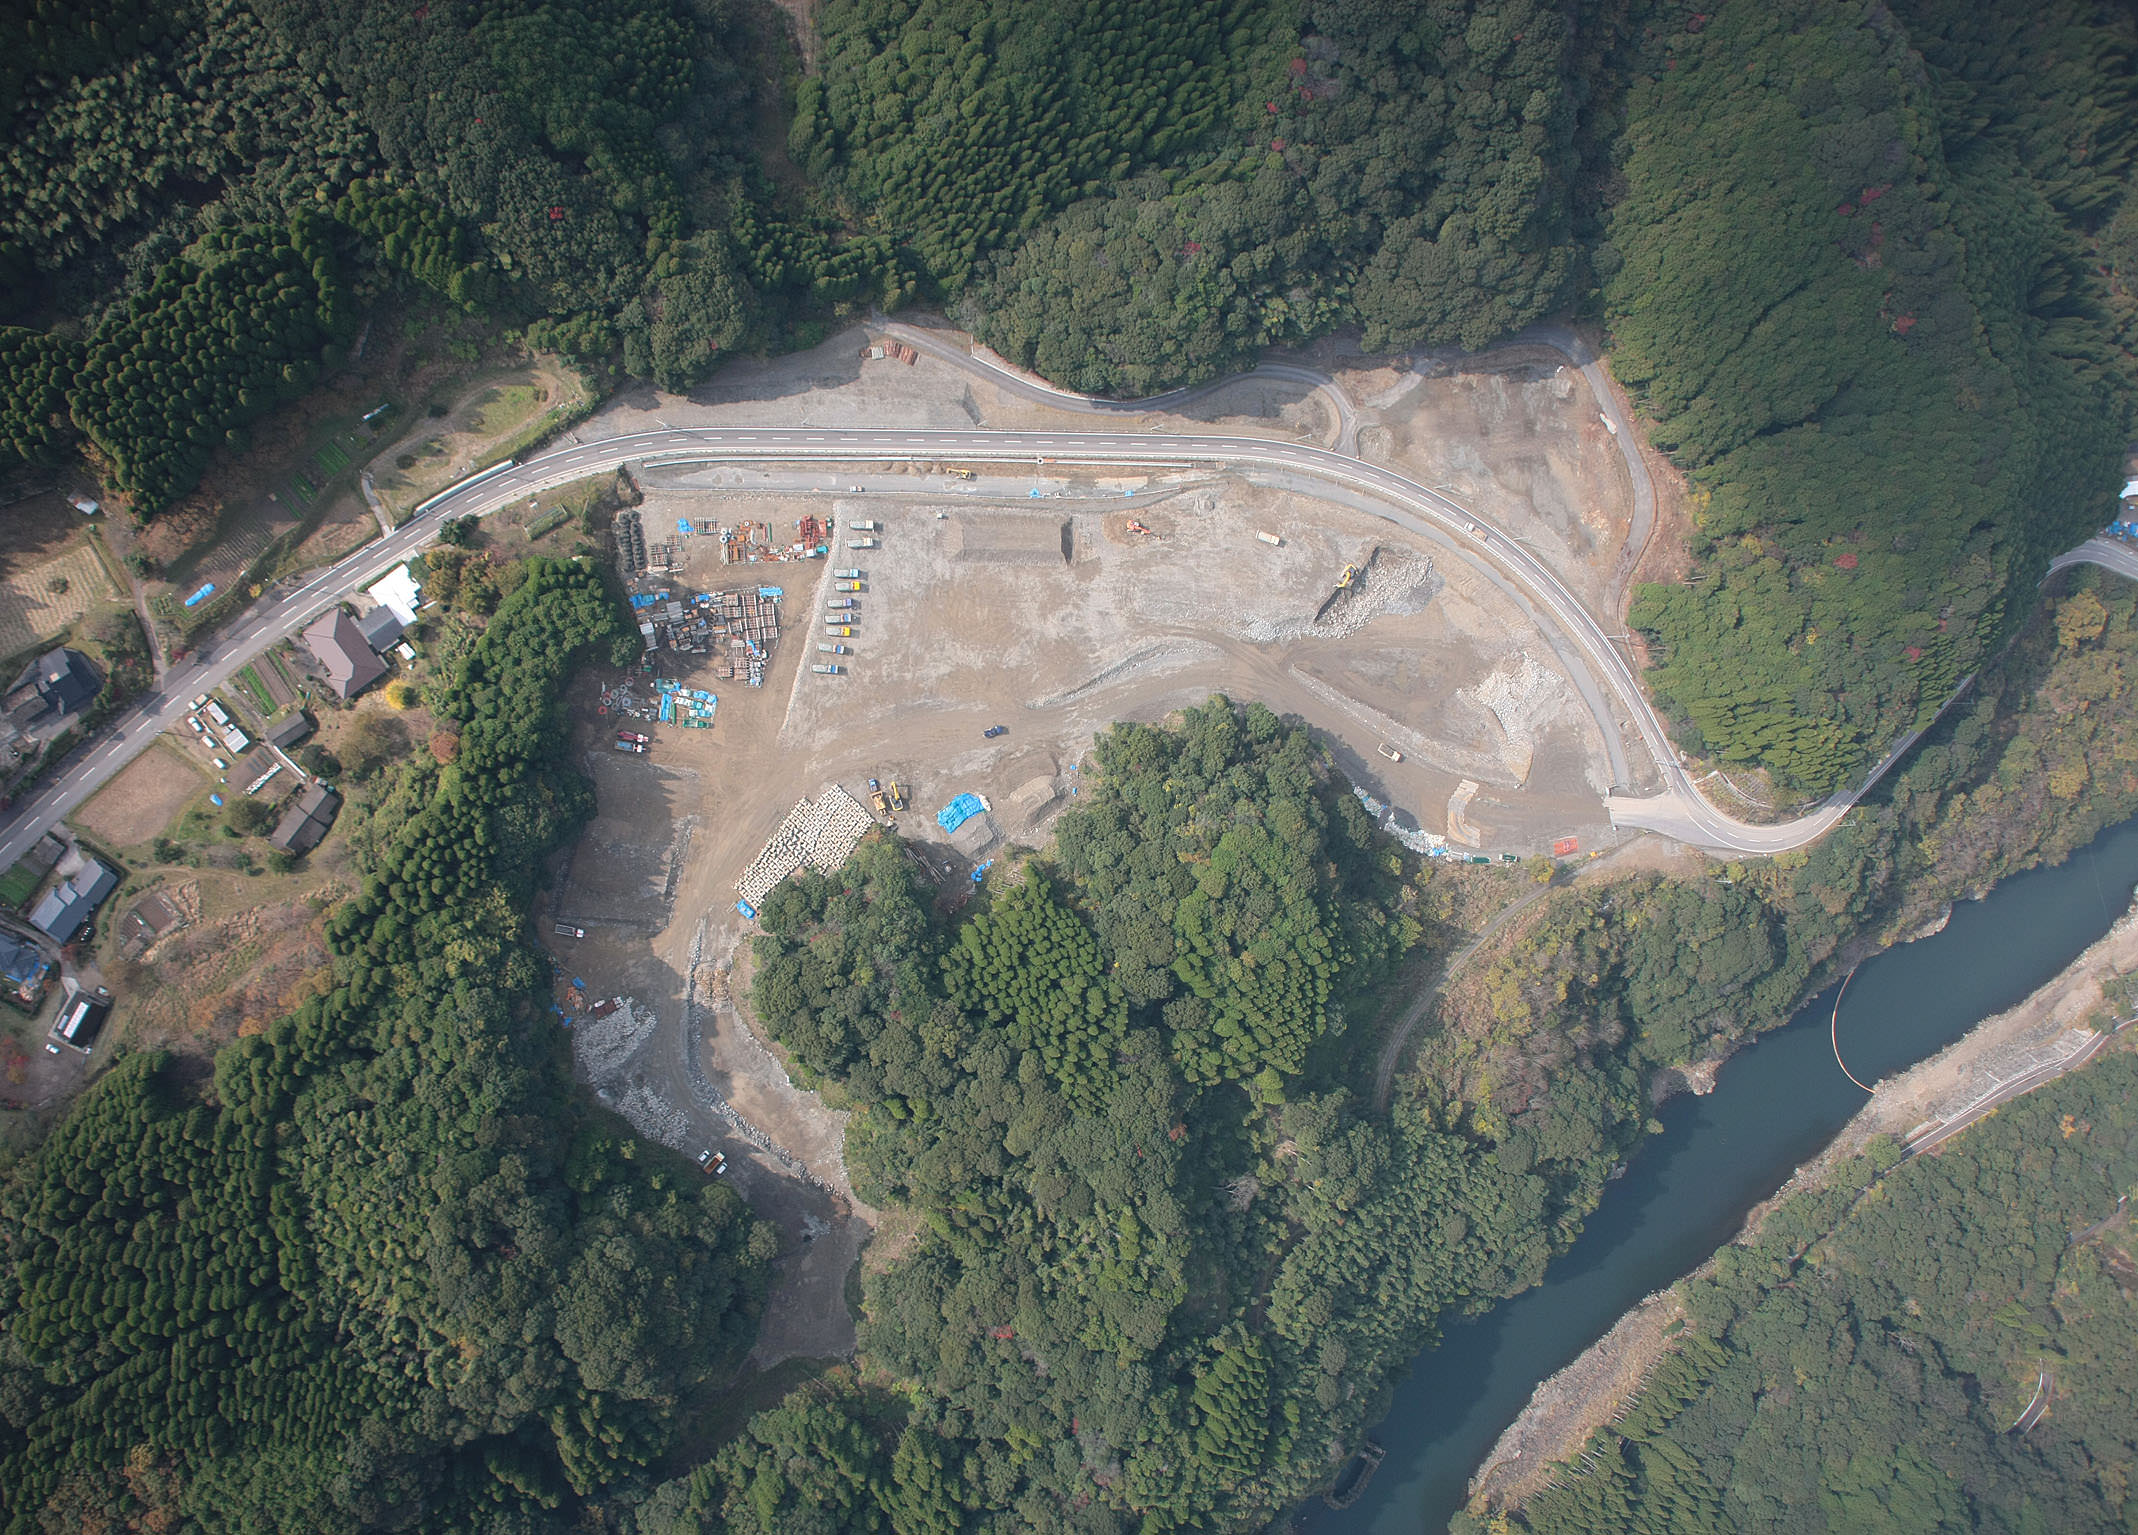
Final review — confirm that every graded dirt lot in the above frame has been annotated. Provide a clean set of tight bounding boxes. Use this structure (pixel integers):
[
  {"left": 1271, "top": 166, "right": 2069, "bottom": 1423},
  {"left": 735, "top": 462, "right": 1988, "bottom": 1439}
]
[
  {"left": 72, "top": 742, "right": 208, "bottom": 846},
  {"left": 527, "top": 321, "right": 1648, "bottom": 1364}
]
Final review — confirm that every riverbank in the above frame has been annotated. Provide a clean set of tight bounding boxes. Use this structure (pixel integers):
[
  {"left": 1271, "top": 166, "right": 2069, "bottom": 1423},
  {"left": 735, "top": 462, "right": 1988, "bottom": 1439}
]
[{"left": 1465, "top": 893, "right": 2138, "bottom": 1517}]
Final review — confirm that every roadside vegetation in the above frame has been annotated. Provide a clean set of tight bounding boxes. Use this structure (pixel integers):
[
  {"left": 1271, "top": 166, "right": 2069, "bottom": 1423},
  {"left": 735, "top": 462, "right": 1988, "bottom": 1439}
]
[{"left": 1503, "top": 1050, "right": 2138, "bottom": 1535}]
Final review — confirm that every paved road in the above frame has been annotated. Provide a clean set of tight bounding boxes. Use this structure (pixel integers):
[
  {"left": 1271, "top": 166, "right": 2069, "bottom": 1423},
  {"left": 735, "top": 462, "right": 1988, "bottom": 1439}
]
[
  {"left": 1905, "top": 1030, "right": 2108, "bottom": 1158},
  {"left": 2048, "top": 535, "right": 2138, "bottom": 586},
  {"left": 12, "top": 340, "right": 2114, "bottom": 866}
]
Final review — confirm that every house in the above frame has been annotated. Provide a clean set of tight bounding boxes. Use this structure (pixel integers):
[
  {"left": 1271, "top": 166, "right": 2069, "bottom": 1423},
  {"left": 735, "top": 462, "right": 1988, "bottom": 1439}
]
[
  {"left": 355, "top": 604, "right": 406, "bottom": 653},
  {"left": 366, "top": 564, "right": 423, "bottom": 626},
  {"left": 0, "top": 931, "right": 49, "bottom": 1001},
  {"left": 29, "top": 857, "right": 117, "bottom": 940},
  {"left": 265, "top": 711, "right": 315, "bottom": 751},
  {"left": 4, "top": 648, "right": 100, "bottom": 723},
  {"left": 301, "top": 610, "right": 388, "bottom": 699},
  {"left": 50, "top": 982, "right": 112, "bottom": 1052},
  {"left": 269, "top": 784, "right": 342, "bottom": 854}
]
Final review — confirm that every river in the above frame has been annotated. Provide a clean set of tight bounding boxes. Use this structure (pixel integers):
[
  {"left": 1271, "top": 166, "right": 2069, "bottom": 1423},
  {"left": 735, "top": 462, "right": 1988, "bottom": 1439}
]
[{"left": 1307, "top": 814, "right": 2138, "bottom": 1534}]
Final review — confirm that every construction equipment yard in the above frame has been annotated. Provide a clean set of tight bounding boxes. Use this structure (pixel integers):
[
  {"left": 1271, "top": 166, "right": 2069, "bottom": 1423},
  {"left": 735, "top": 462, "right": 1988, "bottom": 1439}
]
[{"left": 527, "top": 322, "right": 1651, "bottom": 1364}]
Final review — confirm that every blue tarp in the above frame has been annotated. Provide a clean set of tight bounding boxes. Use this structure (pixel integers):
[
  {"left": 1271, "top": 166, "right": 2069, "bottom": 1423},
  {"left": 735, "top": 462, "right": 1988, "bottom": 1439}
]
[
  {"left": 183, "top": 583, "right": 216, "bottom": 607},
  {"left": 757, "top": 586, "right": 783, "bottom": 599},
  {"left": 630, "top": 591, "right": 671, "bottom": 610},
  {"left": 937, "top": 793, "right": 985, "bottom": 833},
  {"left": 736, "top": 899, "right": 757, "bottom": 920}
]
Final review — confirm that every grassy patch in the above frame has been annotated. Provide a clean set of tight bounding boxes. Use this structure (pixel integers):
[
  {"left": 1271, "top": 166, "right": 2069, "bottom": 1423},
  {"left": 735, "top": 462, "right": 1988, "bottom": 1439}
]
[{"left": 0, "top": 860, "right": 44, "bottom": 911}]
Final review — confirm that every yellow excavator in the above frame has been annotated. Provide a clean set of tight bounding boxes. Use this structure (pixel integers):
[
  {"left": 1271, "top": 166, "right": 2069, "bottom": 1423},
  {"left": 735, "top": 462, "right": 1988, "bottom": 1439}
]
[{"left": 1337, "top": 563, "right": 1358, "bottom": 589}]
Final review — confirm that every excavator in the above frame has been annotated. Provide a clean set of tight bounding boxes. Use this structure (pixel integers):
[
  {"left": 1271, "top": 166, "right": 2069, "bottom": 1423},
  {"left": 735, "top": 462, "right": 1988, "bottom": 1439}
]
[{"left": 1337, "top": 562, "right": 1358, "bottom": 588}]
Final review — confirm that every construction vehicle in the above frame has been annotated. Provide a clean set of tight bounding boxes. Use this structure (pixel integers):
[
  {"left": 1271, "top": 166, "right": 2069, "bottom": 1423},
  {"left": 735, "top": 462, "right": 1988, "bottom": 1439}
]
[
  {"left": 888, "top": 780, "right": 909, "bottom": 811},
  {"left": 817, "top": 641, "right": 850, "bottom": 654},
  {"left": 1126, "top": 520, "right": 1152, "bottom": 536},
  {"left": 833, "top": 568, "right": 863, "bottom": 578},
  {"left": 1377, "top": 743, "right": 1403, "bottom": 763},
  {"left": 811, "top": 663, "right": 843, "bottom": 676},
  {"left": 552, "top": 922, "right": 585, "bottom": 939},
  {"left": 696, "top": 1149, "right": 727, "bottom": 1176},
  {"left": 613, "top": 739, "right": 645, "bottom": 753},
  {"left": 617, "top": 731, "right": 650, "bottom": 745},
  {"left": 834, "top": 580, "right": 865, "bottom": 592},
  {"left": 827, "top": 597, "right": 856, "bottom": 609},
  {"left": 849, "top": 537, "right": 879, "bottom": 550},
  {"left": 1337, "top": 563, "right": 1358, "bottom": 588},
  {"left": 868, "top": 779, "right": 891, "bottom": 817},
  {"left": 947, "top": 467, "right": 976, "bottom": 480},
  {"left": 849, "top": 519, "right": 878, "bottom": 532},
  {"left": 826, "top": 624, "right": 853, "bottom": 637}
]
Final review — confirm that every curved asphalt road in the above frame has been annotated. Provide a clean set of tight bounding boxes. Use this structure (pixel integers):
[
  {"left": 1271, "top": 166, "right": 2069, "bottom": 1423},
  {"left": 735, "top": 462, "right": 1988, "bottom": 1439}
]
[{"left": 11, "top": 336, "right": 2119, "bottom": 868}]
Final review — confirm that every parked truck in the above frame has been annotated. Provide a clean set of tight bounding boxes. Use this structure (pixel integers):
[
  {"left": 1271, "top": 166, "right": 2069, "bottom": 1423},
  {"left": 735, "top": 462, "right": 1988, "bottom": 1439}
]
[
  {"left": 833, "top": 568, "right": 864, "bottom": 578},
  {"left": 817, "top": 641, "right": 850, "bottom": 655},
  {"left": 834, "top": 580, "right": 865, "bottom": 592},
  {"left": 811, "top": 663, "right": 843, "bottom": 676},
  {"left": 827, "top": 597, "right": 856, "bottom": 609},
  {"left": 1256, "top": 531, "right": 1284, "bottom": 547},
  {"left": 613, "top": 739, "right": 645, "bottom": 753},
  {"left": 848, "top": 519, "right": 878, "bottom": 532},
  {"left": 825, "top": 624, "right": 853, "bottom": 637},
  {"left": 848, "top": 537, "right": 879, "bottom": 550}
]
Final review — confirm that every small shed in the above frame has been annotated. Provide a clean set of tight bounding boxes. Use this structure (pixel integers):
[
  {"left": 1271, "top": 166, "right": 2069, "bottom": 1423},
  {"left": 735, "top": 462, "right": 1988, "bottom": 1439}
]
[{"left": 266, "top": 711, "right": 316, "bottom": 751}]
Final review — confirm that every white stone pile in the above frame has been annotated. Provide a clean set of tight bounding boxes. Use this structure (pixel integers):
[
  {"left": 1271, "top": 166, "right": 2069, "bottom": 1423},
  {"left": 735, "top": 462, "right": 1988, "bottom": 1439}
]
[{"left": 737, "top": 785, "right": 876, "bottom": 908}]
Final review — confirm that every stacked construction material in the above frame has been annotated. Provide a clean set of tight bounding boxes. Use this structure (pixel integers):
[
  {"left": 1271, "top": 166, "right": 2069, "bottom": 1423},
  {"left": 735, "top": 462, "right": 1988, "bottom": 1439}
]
[{"left": 736, "top": 787, "right": 876, "bottom": 909}]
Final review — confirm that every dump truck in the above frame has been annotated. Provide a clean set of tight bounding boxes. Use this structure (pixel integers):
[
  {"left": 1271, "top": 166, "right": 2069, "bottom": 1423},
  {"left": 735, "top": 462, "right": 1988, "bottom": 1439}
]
[
  {"left": 613, "top": 739, "right": 645, "bottom": 753},
  {"left": 833, "top": 568, "right": 863, "bottom": 578},
  {"left": 811, "top": 663, "right": 843, "bottom": 676},
  {"left": 848, "top": 537, "right": 879, "bottom": 550},
  {"left": 1377, "top": 743, "right": 1403, "bottom": 763},
  {"left": 827, "top": 597, "right": 856, "bottom": 609},
  {"left": 834, "top": 580, "right": 864, "bottom": 592},
  {"left": 849, "top": 519, "right": 878, "bottom": 532},
  {"left": 817, "top": 641, "right": 850, "bottom": 654},
  {"left": 825, "top": 624, "right": 853, "bottom": 637}
]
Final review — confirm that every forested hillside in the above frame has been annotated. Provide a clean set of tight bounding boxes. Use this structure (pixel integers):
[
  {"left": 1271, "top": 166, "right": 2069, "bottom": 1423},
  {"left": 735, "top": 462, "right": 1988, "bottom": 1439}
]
[
  {"left": 1615, "top": 1, "right": 2138, "bottom": 791},
  {"left": 0, "top": 562, "right": 776, "bottom": 1532},
  {"left": 1506, "top": 1050, "right": 2138, "bottom": 1535},
  {"left": 635, "top": 702, "right": 1755, "bottom": 1530}
]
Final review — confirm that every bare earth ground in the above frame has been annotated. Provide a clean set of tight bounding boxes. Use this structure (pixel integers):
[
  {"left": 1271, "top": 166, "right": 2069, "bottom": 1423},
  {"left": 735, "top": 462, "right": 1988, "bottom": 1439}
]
[
  {"left": 524, "top": 323, "right": 1646, "bottom": 1366},
  {"left": 1468, "top": 896, "right": 2138, "bottom": 1515},
  {"left": 71, "top": 742, "right": 208, "bottom": 846}
]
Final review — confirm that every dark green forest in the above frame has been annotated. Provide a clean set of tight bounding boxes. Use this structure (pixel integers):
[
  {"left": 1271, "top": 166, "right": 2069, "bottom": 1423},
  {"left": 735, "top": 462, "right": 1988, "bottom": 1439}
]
[
  {"left": 4, "top": 0, "right": 2137, "bottom": 783},
  {"left": 1507, "top": 1051, "right": 2138, "bottom": 1535},
  {"left": 0, "top": 561, "right": 777, "bottom": 1532}
]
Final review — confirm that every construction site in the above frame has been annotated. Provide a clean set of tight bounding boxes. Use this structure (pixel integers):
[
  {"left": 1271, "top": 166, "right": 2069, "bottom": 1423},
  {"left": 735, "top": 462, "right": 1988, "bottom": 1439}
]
[{"left": 531, "top": 320, "right": 1653, "bottom": 1364}]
